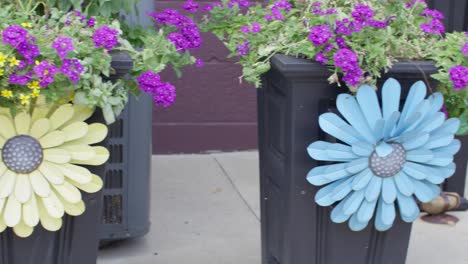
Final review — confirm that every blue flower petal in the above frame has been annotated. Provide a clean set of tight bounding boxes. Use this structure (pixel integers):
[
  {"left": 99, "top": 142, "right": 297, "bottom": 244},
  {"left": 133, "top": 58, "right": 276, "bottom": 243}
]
[
  {"left": 395, "top": 112, "right": 422, "bottom": 136},
  {"left": 357, "top": 199, "right": 378, "bottom": 223},
  {"left": 432, "top": 139, "right": 461, "bottom": 155},
  {"left": 351, "top": 142, "right": 374, "bottom": 156},
  {"left": 382, "top": 177, "right": 397, "bottom": 203},
  {"left": 307, "top": 166, "right": 333, "bottom": 186},
  {"left": 346, "top": 158, "right": 369, "bottom": 174},
  {"left": 415, "top": 112, "right": 445, "bottom": 133},
  {"left": 406, "top": 149, "right": 434, "bottom": 163},
  {"left": 438, "top": 162, "right": 456, "bottom": 179},
  {"left": 372, "top": 119, "right": 386, "bottom": 142},
  {"left": 365, "top": 176, "right": 382, "bottom": 202},
  {"left": 402, "top": 100, "right": 431, "bottom": 133},
  {"left": 331, "top": 195, "right": 353, "bottom": 223},
  {"left": 394, "top": 172, "right": 414, "bottom": 196},
  {"left": 383, "top": 112, "right": 400, "bottom": 140},
  {"left": 337, "top": 94, "right": 376, "bottom": 144},
  {"left": 375, "top": 197, "right": 395, "bottom": 231},
  {"left": 394, "top": 131, "right": 430, "bottom": 150},
  {"left": 352, "top": 169, "right": 373, "bottom": 191},
  {"left": 357, "top": 85, "right": 382, "bottom": 129},
  {"left": 343, "top": 189, "right": 365, "bottom": 215},
  {"left": 423, "top": 133, "right": 455, "bottom": 149},
  {"left": 349, "top": 213, "right": 369, "bottom": 232},
  {"left": 425, "top": 172, "right": 445, "bottom": 184},
  {"left": 398, "top": 81, "right": 427, "bottom": 129},
  {"left": 382, "top": 78, "right": 401, "bottom": 120},
  {"left": 319, "top": 113, "right": 363, "bottom": 145},
  {"left": 403, "top": 162, "right": 430, "bottom": 180},
  {"left": 413, "top": 180, "right": 441, "bottom": 203},
  {"left": 330, "top": 177, "right": 355, "bottom": 201},
  {"left": 425, "top": 152, "right": 454, "bottom": 167},
  {"left": 319, "top": 163, "right": 350, "bottom": 180},
  {"left": 396, "top": 191, "right": 420, "bottom": 223},
  {"left": 432, "top": 118, "right": 461, "bottom": 135},
  {"left": 315, "top": 178, "right": 349, "bottom": 206},
  {"left": 375, "top": 141, "right": 394, "bottom": 157},
  {"left": 425, "top": 93, "right": 444, "bottom": 118},
  {"left": 307, "top": 141, "right": 357, "bottom": 161}
]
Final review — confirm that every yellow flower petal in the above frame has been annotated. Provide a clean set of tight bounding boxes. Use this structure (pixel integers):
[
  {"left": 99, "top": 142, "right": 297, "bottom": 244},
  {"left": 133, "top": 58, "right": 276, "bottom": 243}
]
[
  {"left": 0, "top": 170, "right": 16, "bottom": 198},
  {"left": 61, "top": 145, "right": 96, "bottom": 161},
  {"left": 65, "top": 123, "right": 108, "bottom": 145},
  {"left": 67, "top": 174, "right": 103, "bottom": 193},
  {"left": 14, "top": 174, "right": 31, "bottom": 203},
  {"left": 14, "top": 112, "right": 31, "bottom": 135},
  {"left": 0, "top": 116, "right": 15, "bottom": 138},
  {"left": 0, "top": 162, "right": 7, "bottom": 176},
  {"left": 0, "top": 107, "right": 12, "bottom": 119},
  {"left": 23, "top": 194, "right": 39, "bottom": 227},
  {"left": 71, "top": 146, "right": 109, "bottom": 166},
  {"left": 44, "top": 148, "right": 71, "bottom": 164},
  {"left": 61, "top": 122, "right": 88, "bottom": 142},
  {"left": 4, "top": 196, "right": 21, "bottom": 227},
  {"left": 31, "top": 97, "right": 51, "bottom": 123},
  {"left": 61, "top": 200, "right": 85, "bottom": 216},
  {"left": 49, "top": 104, "right": 74, "bottom": 130},
  {"left": 13, "top": 220, "right": 34, "bottom": 238},
  {"left": 38, "top": 198, "right": 62, "bottom": 231},
  {"left": 62, "top": 105, "right": 94, "bottom": 127},
  {"left": 0, "top": 214, "right": 6, "bottom": 232},
  {"left": 0, "top": 198, "right": 5, "bottom": 214},
  {"left": 39, "top": 191, "right": 64, "bottom": 219},
  {"left": 30, "top": 118, "right": 50, "bottom": 139},
  {"left": 38, "top": 162, "right": 65, "bottom": 185},
  {"left": 58, "top": 164, "right": 92, "bottom": 184},
  {"left": 39, "top": 130, "right": 65, "bottom": 148},
  {"left": 29, "top": 171, "right": 51, "bottom": 197},
  {"left": 52, "top": 181, "right": 82, "bottom": 204},
  {"left": 0, "top": 135, "right": 5, "bottom": 149}
]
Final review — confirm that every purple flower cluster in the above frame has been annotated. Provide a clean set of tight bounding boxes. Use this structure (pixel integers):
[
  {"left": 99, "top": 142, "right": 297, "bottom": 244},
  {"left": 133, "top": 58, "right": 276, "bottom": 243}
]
[
  {"left": 60, "top": 59, "right": 84, "bottom": 83},
  {"left": 240, "top": 23, "right": 262, "bottom": 33},
  {"left": 309, "top": 25, "right": 332, "bottom": 46},
  {"left": 462, "top": 43, "right": 468, "bottom": 55},
  {"left": 34, "top": 61, "right": 58, "bottom": 88},
  {"left": 52, "top": 36, "right": 75, "bottom": 58},
  {"left": 2, "top": 25, "right": 40, "bottom": 64},
  {"left": 183, "top": 0, "right": 199, "bottom": 13},
  {"left": 65, "top": 10, "right": 95, "bottom": 27},
  {"left": 420, "top": 8, "right": 445, "bottom": 34},
  {"left": 449, "top": 65, "right": 468, "bottom": 90},
  {"left": 92, "top": 26, "right": 120, "bottom": 51},
  {"left": 264, "top": 0, "right": 292, "bottom": 21},
  {"left": 8, "top": 72, "right": 32, "bottom": 85},
  {"left": 137, "top": 71, "right": 176, "bottom": 107},
  {"left": 228, "top": 0, "right": 251, "bottom": 9},
  {"left": 333, "top": 5, "right": 387, "bottom": 36},
  {"left": 315, "top": 52, "right": 328, "bottom": 65},
  {"left": 312, "top": 2, "right": 337, "bottom": 16},
  {"left": 236, "top": 40, "right": 250, "bottom": 56},
  {"left": 149, "top": 10, "right": 202, "bottom": 52},
  {"left": 333, "top": 48, "right": 362, "bottom": 86}
]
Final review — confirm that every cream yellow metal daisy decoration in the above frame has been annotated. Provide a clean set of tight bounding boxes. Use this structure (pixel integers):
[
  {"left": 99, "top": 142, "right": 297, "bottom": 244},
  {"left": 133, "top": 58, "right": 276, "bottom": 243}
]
[{"left": 0, "top": 98, "right": 109, "bottom": 237}]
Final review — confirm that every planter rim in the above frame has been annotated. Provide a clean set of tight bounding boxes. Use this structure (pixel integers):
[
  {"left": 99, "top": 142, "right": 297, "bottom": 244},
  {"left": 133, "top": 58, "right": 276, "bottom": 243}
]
[
  {"left": 110, "top": 50, "right": 133, "bottom": 72},
  {"left": 270, "top": 54, "right": 437, "bottom": 79}
]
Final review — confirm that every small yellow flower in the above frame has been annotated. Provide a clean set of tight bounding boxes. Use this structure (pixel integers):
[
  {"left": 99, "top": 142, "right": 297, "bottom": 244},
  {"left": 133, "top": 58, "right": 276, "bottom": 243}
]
[
  {"left": 20, "top": 22, "right": 32, "bottom": 28},
  {"left": 0, "top": 69, "right": 4, "bottom": 76},
  {"left": 1, "top": 90, "right": 13, "bottom": 98},
  {"left": 19, "top": 94, "right": 30, "bottom": 105},
  {"left": 30, "top": 89, "right": 40, "bottom": 98},
  {"left": 9, "top": 57, "right": 19, "bottom": 67},
  {"left": 35, "top": 60, "right": 40, "bottom": 65},
  {"left": 0, "top": 52, "right": 7, "bottom": 66},
  {"left": 27, "top": 81, "right": 40, "bottom": 90}
]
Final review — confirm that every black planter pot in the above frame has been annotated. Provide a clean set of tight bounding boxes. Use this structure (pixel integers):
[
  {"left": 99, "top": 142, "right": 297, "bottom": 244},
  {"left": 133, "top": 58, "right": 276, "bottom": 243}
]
[
  {"left": 257, "top": 54, "right": 466, "bottom": 264},
  {"left": 427, "top": 0, "right": 468, "bottom": 32},
  {"left": 0, "top": 112, "right": 107, "bottom": 264}
]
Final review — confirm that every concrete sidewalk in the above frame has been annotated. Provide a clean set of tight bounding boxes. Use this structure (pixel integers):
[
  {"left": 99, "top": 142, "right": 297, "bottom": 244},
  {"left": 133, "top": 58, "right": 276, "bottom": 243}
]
[{"left": 98, "top": 152, "right": 468, "bottom": 264}]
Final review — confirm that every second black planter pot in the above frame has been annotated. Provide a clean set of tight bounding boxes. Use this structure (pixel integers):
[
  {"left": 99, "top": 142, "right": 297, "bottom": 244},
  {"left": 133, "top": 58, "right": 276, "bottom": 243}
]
[{"left": 257, "top": 55, "right": 466, "bottom": 264}]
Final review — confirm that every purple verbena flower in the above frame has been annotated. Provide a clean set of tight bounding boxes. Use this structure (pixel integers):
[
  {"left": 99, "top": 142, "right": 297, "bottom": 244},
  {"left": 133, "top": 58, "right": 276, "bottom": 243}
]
[
  {"left": 251, "top": 23, "right": 261, "bottom": 33},
  {"left": 87, "top": 18, "right": 96, "bottom": 27},
  {"left": 462, "top": 42, "right": 468, "bottom": 55},
  {"left": 335, "top": 19, "right": 352, "bottom": 36},
  {"left": 17, "top": 61, "right": 27, "bottom": 70},
  {"left": 422, "top": 8, "right": 444, "bottom": 19},
  {"left": 203, "top": 4, "right": 214, "bottom": 11},
  {"left": 60, "top": 59, "right": 84, "bottom": 83},
  {"left": 241, "top": 26, "right": 250, "bottom": 33},
  {"left": 369, "top": 20, "right": 387, "bottom": 28},
  {"left": 315, "top": 52, "right": 328, "bottom": 65},
  {"left": 335, "top": 37, "right": 347, "bottom": 49},
  {"left": 309, "top": 25, "right": 332, "bottom": 47},
  {"left": 333, "top": 48, "right": 362, "bottom": 86},
  {"left": 136, "top": 71, "right": 176, "bottom": 107},
  {"left": 449, "top": 65, "right": 468, "bottom": 90},
  {"left": 421, "top": 19, "right": 445, "bottom": 34},
  {"left": 236, "top": 40, "right": 250, "bottom": 56},
  {"left": 33, "top": 61, "right": 58, "bottom": 88},
  {"left": 351, "top": 4, "right": 374, "bottom": 22},
  {"left": 228, "top": 0, "right": 251, "bottom": 9},
  {"left": 183, "top": 0, "right": 199, "bottom": 13},
  {"left": 52, "top": 36, "right": 75, "bottom": 59},
  {"left": 92, "top": 25, "right": 120, "bottom": 51},
  {"left": 16, "top": 42, "right": 40, "bottom": 64},
  {"left": 2, "top": 25, "right": 28, "bottom": 46},
  {"left": 8, "top": 72, "right": 32, "bottom": 85}
]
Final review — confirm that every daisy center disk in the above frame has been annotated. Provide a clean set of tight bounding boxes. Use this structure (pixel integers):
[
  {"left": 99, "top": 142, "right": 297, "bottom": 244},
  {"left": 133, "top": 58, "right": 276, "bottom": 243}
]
[
  {"left": 369, "top": 143, "right": 406, "bottom": 178},
  {"left": 2, "top": 135, "right": 43, "bottom": 174}
]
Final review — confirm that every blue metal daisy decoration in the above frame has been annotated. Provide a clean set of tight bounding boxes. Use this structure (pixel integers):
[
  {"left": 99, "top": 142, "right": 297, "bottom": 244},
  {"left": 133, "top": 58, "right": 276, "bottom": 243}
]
[{"left": 307, "top": 78, "right": 462, "bottom": 232}]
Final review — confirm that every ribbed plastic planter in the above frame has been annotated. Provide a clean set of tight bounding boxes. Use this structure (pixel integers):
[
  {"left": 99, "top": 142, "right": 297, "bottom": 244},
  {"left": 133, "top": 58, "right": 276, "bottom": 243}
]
[
  {"left": 99, "top": 52, "right": 152, "bottom": 243},
  {"left": 427, "top": 0, "right": 468, "bottom": 32},
  {"left": 257, "top": 55, "right": 466, "bottom": 264}
]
